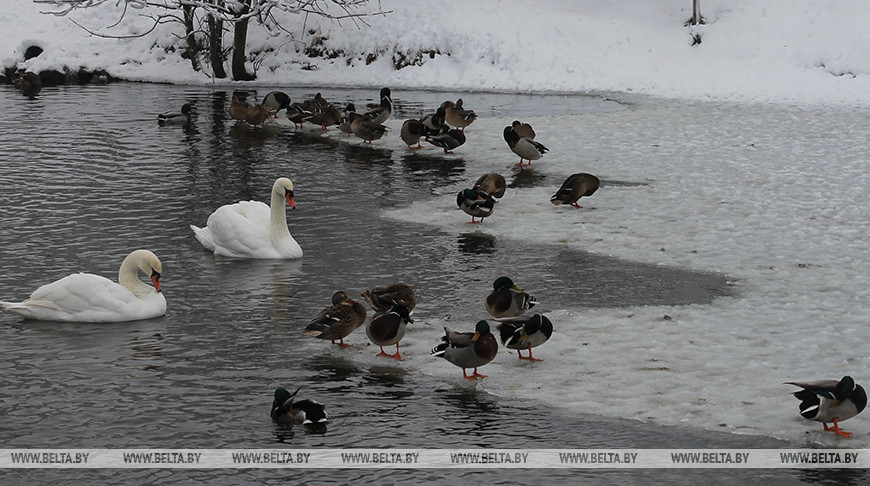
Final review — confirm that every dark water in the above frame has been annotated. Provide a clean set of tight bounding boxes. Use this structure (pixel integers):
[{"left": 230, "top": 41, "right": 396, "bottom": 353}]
[{"left": 0, "top": 83, "right": 840, "bottom": 484}]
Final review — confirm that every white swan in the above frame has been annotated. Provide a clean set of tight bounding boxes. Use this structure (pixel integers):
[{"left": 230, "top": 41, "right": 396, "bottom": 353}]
[
  {"left": 190, "top": 177, "right": 303, "bottom": 259},
  {"left": 1, "top": 249, "right": 166, "bottom": 322}
]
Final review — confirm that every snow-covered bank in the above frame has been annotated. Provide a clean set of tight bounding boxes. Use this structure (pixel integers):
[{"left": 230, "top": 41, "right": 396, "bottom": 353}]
[{"left": 5, "top": 1, "right": 870, "bottom": 106}]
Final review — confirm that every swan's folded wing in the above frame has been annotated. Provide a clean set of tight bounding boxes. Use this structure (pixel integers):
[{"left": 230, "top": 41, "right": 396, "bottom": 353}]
[{"left": 205, "top": 201, "right": 273, "bottom": 257}]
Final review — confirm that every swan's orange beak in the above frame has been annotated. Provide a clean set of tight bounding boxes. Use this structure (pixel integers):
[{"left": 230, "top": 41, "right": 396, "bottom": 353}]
[
  {"left": 151, "top": 272, "right": 162, "bottom": 293},
  {"left": 286, "top": 193, "right": 296, "bottom": 209}
]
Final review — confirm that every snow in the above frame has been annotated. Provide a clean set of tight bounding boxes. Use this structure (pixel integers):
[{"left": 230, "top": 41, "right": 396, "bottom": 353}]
[{"left": 4, "top": 0, "right": 870, "bottom": 446}]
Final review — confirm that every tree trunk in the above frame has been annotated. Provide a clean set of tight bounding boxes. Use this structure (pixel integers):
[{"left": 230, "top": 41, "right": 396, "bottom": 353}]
[
  {"left": 208, "top": 14, "right": 227, "bottom": 79},
  {"left": 231, "top": 15, "right": 255, "bottom": 80},
  {"left": 182, "top": 5, "right": 201, "bottom": 72}
]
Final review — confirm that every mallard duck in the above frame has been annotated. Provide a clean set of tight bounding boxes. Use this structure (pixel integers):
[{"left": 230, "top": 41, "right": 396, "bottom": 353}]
[
  {"left": 443, "top": 98, "right": 477, "bottom": 131},
  {"left": 503, "top": 126, "right": 548, "bottom": 166},
  {"left": 229, "top": 95, "right": 252, "bottom": 121},
  {"left": 457, "top": 188, "right": 495, "bottom": 224},
  {"left": 363, "top": 87, "right": 392, "bottom": 125},
  {"left": 244, "top": 104, "right": 270, "bottom": 127},
  {"left": 308, "top": 103, "right": 341, "bottom": 130},
  {"left": 421, "top": 107, "right": 447, "bottom": 132},
  {"left": 361, "top": 283, "right": 417, "bottom": 313},
  {"left": 157, "top": 103, "right": 195, "bottom": 125},
  {"left": 551, "top": 173, "right": 600, "bottom": 208},
  {"left": 472, "top": 173, "right": 507, "bottom": 198},
  {"left": 426, "top": 124, "right": 466, "bottom": 154},
  {"left": 431, "top": 321, "right": 499, "bottom": 379},
  {"left": 1, "top": 250, "right": 165, "bottom": 323},
  {"left": 190, "top": 177, "right": 302, "bottom": 259},
  {"left": 285, "top": 102, "right": 310, "bottom": 128},
  {"left": 304, "top": 291, "right": 367, "bottom": 347},
  {"left": 496, "top": 314, "right": 553, "bottom": 361},
  {"left": 13, "top": 71, "right": 42, "bottom": 96},
  {"left": 271, "top": 387, "right": 328, "bottom": 425},
  {"left": 366, "top": 303, "right": 413, "bottom": 360},
  {"left": 351, "top": 115, "right": 388, "bottom": 143},
  {"left": 400, "top": 119, "right": 428, "bottom": 149},
  {"left": 485, "top": 276, "right": 536, "bottom": 318},
  {"left": 787, "top": 376, "right": 867, "bottom": 438},
  {"left": 338, "top": 104, "right": 359, "bottom": 137},
  {"left": 511, "top": 120, "right": 536, "bottom": 139},
  {"left": 262, "top": 91, "right": 291, "bottom": 117}
]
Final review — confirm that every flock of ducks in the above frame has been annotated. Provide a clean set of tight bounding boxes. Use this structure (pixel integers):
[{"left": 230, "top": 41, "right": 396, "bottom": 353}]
[{"left": 4, "top": 86, "right": 866, "bottom": 435}]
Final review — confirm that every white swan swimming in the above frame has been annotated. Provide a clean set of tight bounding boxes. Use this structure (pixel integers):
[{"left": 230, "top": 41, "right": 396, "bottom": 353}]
[
  {"left": 190, "top": 177, "right": 303, "bottom": 259},
  {"left": 1, "top": 249, "right": 166, "bottom": 322}
]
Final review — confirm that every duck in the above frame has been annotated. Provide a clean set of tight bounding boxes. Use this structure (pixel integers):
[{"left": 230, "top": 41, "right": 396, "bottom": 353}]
[
  {"left": 431, "top": 320, "right": 499, "bottom": 380},
  {"left": 351, "top": 114, "right": 388, "bottom": 143},
  {"left": 442, "top": 98, "right": 477, "bottom": 131},
  {"left": 338, "top": 103, "right": 359, "bottom": 137},
  {"left": 787, "top": 376, "right": 867, "bottom": 438},
  {"left": 1, "top": 250, "right": 165, "bottom": 322},
  {"left": 456, "top": 188, "right": 496, "bottom": 224},
  {"left": 551, "top": 173, "right": 600, "bottom": 208},
  {"left": 190, "top": 177, "right": 302, "bottom": 259},
  {"left": 472, "top": 173, "right": 507, "bottom": 198},
  {"left": 420, "top": 106, "right": 447, "bottom": 133},
  {"left": 271, "top": 387, "right": 328, "bottom": 424},
  {"left": 157, "top": 103, "right": 195, "bottom": 125},
  {"left": 511, "top": 120, "right": 536, "bottom": 139},
  {"left": 304, "top": 291, "right": 367, "bottom": 347},
  {"left": 363, "top": 87, "right": 392, "bottom": 125},
  {"left": 361, "top": 283, "right": 417, "bottom": 313},
  {"left": 243, "top": 104, "right": 270, "bottom": 127},
  {"left": 262, "top": 91, "right": 291, "bottom": 117},
  {"left": 503, "top": 125, "right": 548, "bottom": 166},
  {"left": 485, "top": 276, "right": 536, "bottom": 318},
  {"left": 496, "top": 314, "right": 553, "bottom": 361},
  {"left": 13, "top": 70, "right": 42, "bottom": 96},
  {"left": 229, "top": 95, "right": 252, "bottom": 121},
  {"left": 366, "top": 303, "right": 413, "bottom": 360},
  {"left": 425, "top": 124, "right": 466, "bottom": 154},
  {"left": 308, "top": 102, "right": 341, "bottom": 130},
  {"left": 400, "top": 119, "right": 428, "bottom": 149}
]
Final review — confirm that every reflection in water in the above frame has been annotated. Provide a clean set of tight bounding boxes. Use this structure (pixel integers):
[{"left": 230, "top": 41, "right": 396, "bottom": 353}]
[
  {"left": 509, "top": 167, "right": 548, "bottom": 188},
  {"left": 401, "top": 152, "right": 467, "bottom": 179},
  {"left": 798, "top": 468, "right": 869, "bottom": 486},
  {"left": 458, "top": 232, "right": 497, "bottom": 254}
]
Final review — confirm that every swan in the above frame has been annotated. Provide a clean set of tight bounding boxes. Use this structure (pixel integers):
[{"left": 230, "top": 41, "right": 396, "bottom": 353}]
[
  {"left": 1, "top": 249, "right": 165, "bottom": 322},
  {"left": 190, "top": 177, "right": 302, "bottom": 259}
]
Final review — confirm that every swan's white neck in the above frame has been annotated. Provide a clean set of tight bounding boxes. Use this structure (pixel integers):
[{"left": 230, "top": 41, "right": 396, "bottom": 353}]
[
  {"left": 118, "top": 256, "right": 155, "bottom": 299},
  {"left": 269, "top": 189, "right": 291, "bottom": 243}
]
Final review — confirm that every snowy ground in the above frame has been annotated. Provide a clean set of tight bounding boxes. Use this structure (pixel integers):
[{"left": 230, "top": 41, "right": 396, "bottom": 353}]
[{"left": 4, "top": 0, "right": 870, "bottom": 445}]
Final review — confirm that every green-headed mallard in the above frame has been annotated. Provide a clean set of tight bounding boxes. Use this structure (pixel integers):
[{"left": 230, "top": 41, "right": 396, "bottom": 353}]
[
  {"left": 425, "top": 124, "right": 466, "bottom": 154},
  {"left": 229, "top": 95, "right": 252, "bottom": 121},
  {"left": 472, "top": 173, "right": 507, "bottom": 199},
  {"left": 400, "top": 119, "right": 428, "bottom": 149},
  {"left": 442, "top": 98, "right": 477, "bottom": 131},
  {"left": 457, "top": 188, "right": 495, "bottom": 224},
  {"left": 787, "top": 376, "right": 867, "bottom": 438},
  {"left": 158, "top": 103, "right": 195, "bottom": 125},
  {"left": 271, "top": 387, "right": 328, "bottom": 425},
  {"left": 361, "top": 283, "right": 417, "bottom": 313},
  {"left": 485, "top": 276, "right": 536, "bottom": 318},
  {"left": 351, "top": 114, "right": 388, "bottom": 144},
  {"left": 363, "top": 87, "right": 392, "bottom": 125},
  {"left": 366, "top": 303, "right": 413, "bottom": 360},
  {"left": 431, "top": 320, "right": 499, "bottom": 379},
  {"left": 421, "top": 106, "right": 446, "bottom": 132},
  {"left": 496, "top": 314, "right": 553, "bottom": 361},
  {"left": 511, "top": 120, "right": 536, "bottom": 139},
  {"left": 262, "top": 91, "right": 291, "bottom": 117},
  {"left": 304, "top": 291, "right": 367, "bottom": 347},
  {"left": 504, "top": 125, "right": 548, "bottom": 166},
  {"left": 551, "top": 173, "right": 600, "bottom": 208}
]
